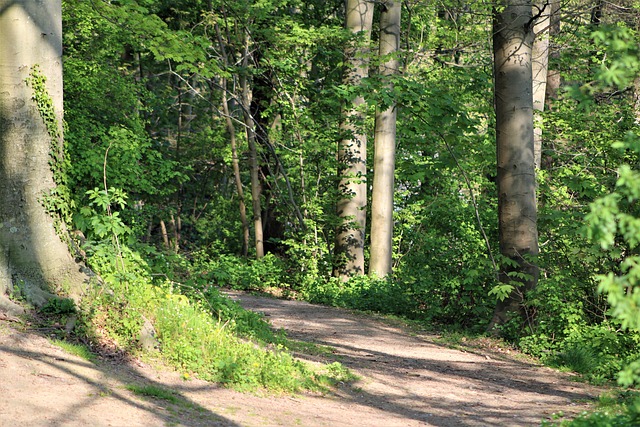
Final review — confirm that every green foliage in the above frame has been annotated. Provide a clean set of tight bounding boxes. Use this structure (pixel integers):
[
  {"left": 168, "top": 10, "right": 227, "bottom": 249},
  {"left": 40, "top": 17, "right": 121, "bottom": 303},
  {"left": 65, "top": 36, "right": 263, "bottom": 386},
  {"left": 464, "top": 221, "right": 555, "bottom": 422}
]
[
  {"left": 42, "top": 298, "right": 77, "bottom": 316},
  {"left": 75, "top": 188, "right": 132, "bottom": 241},
  {"left": 301, "top": 275, "right": 415, "bottom": 316},
  {"left": 543, "top": 392, "right": 640, "bottom": 427},
  {"left": 25, "top": 66, "right": 62, "bottom": 144},
  {"left": 592, "top": 25, "right": 640, "bottom": 89},
  {"left": 509, "top": 19, "right": 640, "bottom": 391},
  {"left": 192, "top": 251, "right": 288, "bottom": 291},
  {"left": 25, "top": 66, "right": 75, "bottom": 235},
  {"left": 546, "top": 323, "right": 640, "bottom": 384},
  {"left": 585, "top": 132, "right": 640, "bottom": 387}
]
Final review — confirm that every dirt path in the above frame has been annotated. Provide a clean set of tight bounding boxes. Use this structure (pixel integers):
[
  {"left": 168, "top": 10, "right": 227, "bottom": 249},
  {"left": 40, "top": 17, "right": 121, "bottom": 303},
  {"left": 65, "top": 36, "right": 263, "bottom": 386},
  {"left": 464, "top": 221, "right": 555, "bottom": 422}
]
[{"left": 0, "top": 292, "right": 605, "bottom": 427}]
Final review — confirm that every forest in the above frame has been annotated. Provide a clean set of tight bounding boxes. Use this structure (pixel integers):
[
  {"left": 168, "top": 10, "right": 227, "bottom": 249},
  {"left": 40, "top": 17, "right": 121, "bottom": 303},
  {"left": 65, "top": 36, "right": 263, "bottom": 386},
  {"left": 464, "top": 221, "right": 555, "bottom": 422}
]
[{"left": 1, "top": 0, "right": 640, "bottom": 424}]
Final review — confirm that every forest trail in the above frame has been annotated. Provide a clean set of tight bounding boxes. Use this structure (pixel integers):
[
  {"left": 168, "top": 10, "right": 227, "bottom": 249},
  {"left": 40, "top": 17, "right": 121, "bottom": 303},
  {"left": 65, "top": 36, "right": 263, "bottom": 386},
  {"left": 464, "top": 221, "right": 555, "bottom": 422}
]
[{"left": 0, "top": 291, "right": 605, "bottom": 427}]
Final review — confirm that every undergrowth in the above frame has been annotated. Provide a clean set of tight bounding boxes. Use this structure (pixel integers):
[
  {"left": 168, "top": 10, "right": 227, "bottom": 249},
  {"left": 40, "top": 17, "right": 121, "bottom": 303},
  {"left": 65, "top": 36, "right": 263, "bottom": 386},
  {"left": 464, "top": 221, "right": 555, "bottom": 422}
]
[
  {"left": 542, "top": 392, "right": 640, "bottom": 426},
  {"left": 67, "top": 241, "right": 351, "bottom": 393}
]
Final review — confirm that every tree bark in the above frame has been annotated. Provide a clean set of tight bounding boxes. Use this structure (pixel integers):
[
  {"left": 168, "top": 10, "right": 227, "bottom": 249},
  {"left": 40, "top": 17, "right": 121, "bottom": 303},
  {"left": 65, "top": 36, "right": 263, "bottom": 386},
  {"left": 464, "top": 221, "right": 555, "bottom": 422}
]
[
  {"left": 532, "top": 0, "right": 550, "bottom": 169},
  {"left": 240, "top": 35, "right": 264, "bottom": 259},
  {"left": 214, "top": 22, "right": 250, "bottom": 257},
  {"left": 489, "top": 0, "right": 540, "bottom": 331},
  {"left": 544, "top": 0, "right": 561, "bottom": 109},
  {"left": 369, "top": 0, "right": 401, "bottom": 278},
  {"left": 159, "top": 219, "right": 170, "bottom": 249},
  {"left": 334, "top": 0, "right": 374, "bottom": 279},
  {"left": 222, "top": 80, "right": 250, "bottom": 257},
  {"left": 0, "top": 0, "right": 87, "bottom": 314}
]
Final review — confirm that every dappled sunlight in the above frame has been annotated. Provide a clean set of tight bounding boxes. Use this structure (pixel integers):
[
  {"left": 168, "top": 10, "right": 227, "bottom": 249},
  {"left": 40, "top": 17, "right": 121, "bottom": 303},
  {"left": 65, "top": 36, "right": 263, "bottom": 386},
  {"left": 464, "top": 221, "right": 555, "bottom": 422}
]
[
  {"left": 0, "top": 329, "right": 239, "bottom": 426},
  {"left": 226, "top": 291, "right": 603, "bottom": 426}
]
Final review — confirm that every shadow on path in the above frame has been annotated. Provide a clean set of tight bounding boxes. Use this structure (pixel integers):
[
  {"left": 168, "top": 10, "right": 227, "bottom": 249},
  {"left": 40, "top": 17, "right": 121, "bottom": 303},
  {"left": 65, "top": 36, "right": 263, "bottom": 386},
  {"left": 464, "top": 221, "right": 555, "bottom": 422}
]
[
  {"left": 0, "top": 332, "right": 239, "bottom": 427},
  {"left": 226, "top": 290, "right": 603, "bottom": 427}
]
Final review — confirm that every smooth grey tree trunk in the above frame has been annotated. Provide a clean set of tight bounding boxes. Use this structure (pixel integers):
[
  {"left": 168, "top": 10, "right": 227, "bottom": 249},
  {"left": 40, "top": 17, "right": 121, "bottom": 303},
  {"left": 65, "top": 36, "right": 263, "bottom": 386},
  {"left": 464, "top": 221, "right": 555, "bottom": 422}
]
[
  {"left": 544, "top": 0, "right": 561, "bottom": 109},
  {"left": 532, "top": 0, "right": 550, "bottom": 169},
  {"left": 489, "top": 0, "right": 540, "bottom": 331},
  {"left": 369, "top": 0, "right": 401, "bottom": 278},
  {"left": 0, "top": 0, "right": 87, "bottom": 314},
  {"left": 334, "top": 0, "right": 374, "bottom": 279}
]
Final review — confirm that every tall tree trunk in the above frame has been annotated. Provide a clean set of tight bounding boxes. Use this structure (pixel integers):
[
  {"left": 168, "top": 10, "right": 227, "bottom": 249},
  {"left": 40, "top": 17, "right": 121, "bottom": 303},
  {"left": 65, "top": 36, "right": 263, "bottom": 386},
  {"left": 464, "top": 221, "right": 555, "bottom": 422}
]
[
  {"left": 532, "top": 0, "right": 550, "bottom": 169},
  {"left": 222, "top": 80, "right": 250, "bottom": 257},
  {"left": 545, "top": 0, "right": 561, "bottom": 111},
  {"left": 0, "top": 0, "right": 87, "bottom": 314},
  {"left": 159, "top": 219, "right": 170, "bottom": 249},
  {"left": 489, "top": 0, "right": 540, "bottom": 331},
  {"left": 215, "top": 22, "right": 250, "bottom": 257},
  {"left": 241, "top": 35, "right": 264, "bottom": 259},
  {"left": 369, "top": 0, "right": 401, "bottom": 278},
  {"left": 334, "top": 0, "right": 374, "bottom": 279}
]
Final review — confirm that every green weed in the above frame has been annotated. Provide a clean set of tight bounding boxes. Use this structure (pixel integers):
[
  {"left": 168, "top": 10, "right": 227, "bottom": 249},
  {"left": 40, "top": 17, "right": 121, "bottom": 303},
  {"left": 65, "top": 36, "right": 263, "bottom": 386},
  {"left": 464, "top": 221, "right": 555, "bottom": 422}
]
[
  {"left": 126, "top": 384, "right": 181, "bottom": 404},
  {"left": 554, "top": 346, "right": 600, "bottom": 376},
  {"left": 51, "top": 339, "right": 96, "bottom": 363}
]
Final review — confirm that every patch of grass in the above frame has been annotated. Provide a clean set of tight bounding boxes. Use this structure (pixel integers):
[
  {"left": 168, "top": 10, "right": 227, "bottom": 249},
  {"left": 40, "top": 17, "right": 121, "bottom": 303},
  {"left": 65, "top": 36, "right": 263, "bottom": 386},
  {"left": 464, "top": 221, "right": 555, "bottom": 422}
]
[
  {"left": 553, "top": 346, "right": 600, "bottom": 375},
  {"left": 324, "top": 361, "right": 359, "bottom": 383},
  {"left": 51, "top": 339, "right": 96, "bottom": 363},
  {"left": 78, "top": 248, "right": 329, "bottom": 393},
  {"left": 153, "top": 293, "right": 320, "bottom": 392},
  {"left": 285, "top": 339, "right": 336, "bottom": 357},
  {"left": 125, "top": 384, "right": 181, "bottom": 405},
  {"left": 75, "top": 244, "right": 363, "bottom": 394}
]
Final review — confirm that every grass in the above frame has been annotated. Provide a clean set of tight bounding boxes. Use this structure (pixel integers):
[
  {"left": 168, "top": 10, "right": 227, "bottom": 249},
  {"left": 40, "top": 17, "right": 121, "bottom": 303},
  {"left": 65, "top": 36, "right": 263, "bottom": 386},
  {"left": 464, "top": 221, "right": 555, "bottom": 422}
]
[
  {"left": 125, "top": 384, "right": 182, "bottom": 405},
  {"left": 78, "top": 258, "right": 356, "bottom": 393},
  {"left": 553, "top": 346, "right": 600, "bottom": 376},
  {"left": 285, "top": 339, "right": 336, "bottom": 358},
  {"left": 51, "top": 339, "right": 96, "bottom": 363}
]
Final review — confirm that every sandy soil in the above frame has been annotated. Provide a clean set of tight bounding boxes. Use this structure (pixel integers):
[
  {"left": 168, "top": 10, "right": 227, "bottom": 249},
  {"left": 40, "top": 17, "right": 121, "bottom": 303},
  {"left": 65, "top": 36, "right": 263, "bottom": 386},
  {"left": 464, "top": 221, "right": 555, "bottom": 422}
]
[{"left": 0, "top": 291, "right": 606, "bottom": 427}]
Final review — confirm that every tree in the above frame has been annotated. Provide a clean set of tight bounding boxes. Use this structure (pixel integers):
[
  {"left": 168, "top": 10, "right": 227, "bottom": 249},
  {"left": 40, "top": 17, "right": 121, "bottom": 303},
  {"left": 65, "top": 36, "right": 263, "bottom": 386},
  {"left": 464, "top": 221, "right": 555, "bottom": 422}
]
[
  {"left": 334, "top": 0, "right": 374, "bottom": 279},
  {"left": 489, "top": 0, "right": 540, "bottom": 330},
  {"left": 369, "top": 0, "right": 401, "bottom": 278},
  {"left": 532, "top": 0, "right": 550, "bottom": 169},
  {"left": 240, "top": 34, "right": 266, "bottom": 259},
  {"left": 544, "top": 0, "right": 560, "bottom": 108},
  {"left": 0, "top": 0, "right": 87, "bottom": 314}
]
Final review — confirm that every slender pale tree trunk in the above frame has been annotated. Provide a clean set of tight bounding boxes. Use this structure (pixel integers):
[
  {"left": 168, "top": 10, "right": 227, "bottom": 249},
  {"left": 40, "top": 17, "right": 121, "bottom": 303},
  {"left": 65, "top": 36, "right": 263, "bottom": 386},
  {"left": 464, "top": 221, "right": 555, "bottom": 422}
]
[
  {"left": 240, "top": 35, "right": 264, "bottom": 259},
  {"left": 334, "top": 0, "right": 374, "bottom": 279},
  {"left": 369, "top": 0, "right": 401, "bottom": 278},
  {"left": 489, "top": 0, "right": 540, "bottom": 331},
  {"left": 215, "top": 23, "right": 250, "bottom": 257},
  {"left": 532, "top": 0, "right": 550, "bottom": 169},
  {"left": 545, "top": 0, "right": 561, "bottom": 110},
  {"left": 221, "top": 80, "right": 250, "bottom": 257},
  {"left": 0, "top": 0, "right": 87, "bottom": 314},
  {"left": 160, "top": 219, "right": 170, "bottom": 248}
]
